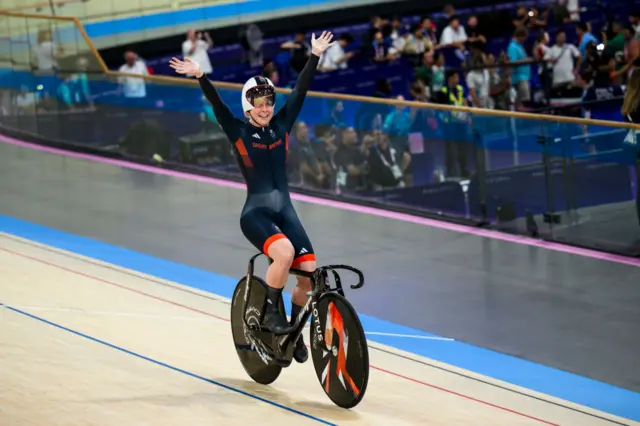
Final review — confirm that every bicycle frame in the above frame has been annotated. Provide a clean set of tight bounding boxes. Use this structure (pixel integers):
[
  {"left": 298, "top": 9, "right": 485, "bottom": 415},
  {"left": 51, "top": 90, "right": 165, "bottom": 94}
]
[{"left": 242, "top": 252, "right": 364, "bottom": 356}]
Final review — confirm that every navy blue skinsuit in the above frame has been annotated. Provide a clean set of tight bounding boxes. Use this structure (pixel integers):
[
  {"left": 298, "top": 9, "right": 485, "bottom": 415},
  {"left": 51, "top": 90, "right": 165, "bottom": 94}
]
[{"left": 197, "top": 54, "right": 320, "bottom": 266}]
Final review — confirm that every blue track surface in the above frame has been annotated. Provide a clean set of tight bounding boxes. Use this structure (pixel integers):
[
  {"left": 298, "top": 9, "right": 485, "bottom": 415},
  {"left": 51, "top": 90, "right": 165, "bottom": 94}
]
[{"left": 1, "top": 213, "right": 639, "bottom": 422}]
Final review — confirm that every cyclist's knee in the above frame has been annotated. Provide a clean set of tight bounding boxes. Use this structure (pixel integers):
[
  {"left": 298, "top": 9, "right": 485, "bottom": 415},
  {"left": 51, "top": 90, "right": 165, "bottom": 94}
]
[
  {"left": 267, "top": 238, "right": 295, "bottom": 267},
  {"left": 297, "top": 259, "right": 316, "bottom": 273}
]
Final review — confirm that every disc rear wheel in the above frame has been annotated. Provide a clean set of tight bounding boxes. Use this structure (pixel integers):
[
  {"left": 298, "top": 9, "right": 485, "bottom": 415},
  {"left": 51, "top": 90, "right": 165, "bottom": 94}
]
[{"left": 309, "top": 292, "right": 369, "bottom": 409}]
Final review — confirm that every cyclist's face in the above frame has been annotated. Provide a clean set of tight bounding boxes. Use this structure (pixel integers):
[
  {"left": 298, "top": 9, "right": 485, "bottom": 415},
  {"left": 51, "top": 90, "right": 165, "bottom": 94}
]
[{"left": 249, "top": 96, "right": 274, "bottom": 126}]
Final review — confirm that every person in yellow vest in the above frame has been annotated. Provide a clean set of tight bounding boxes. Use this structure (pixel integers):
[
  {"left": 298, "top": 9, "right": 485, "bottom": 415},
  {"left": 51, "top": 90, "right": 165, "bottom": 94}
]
[
  {"left": 434, "top": 69, "right": 471, "bottom": 179},
  {"left": 437, "top": 69, "right": 466, "bottom": 107}
]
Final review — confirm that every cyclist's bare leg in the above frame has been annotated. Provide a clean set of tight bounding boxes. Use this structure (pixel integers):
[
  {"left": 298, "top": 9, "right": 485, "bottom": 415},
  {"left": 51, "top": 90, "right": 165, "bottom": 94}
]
[
  {"left": 263, "top": 238, "right": 295, "bottom": 333},
  {"left": 265, "top": 238, "right": 294, "bottom": 290},
  {"left": 292, "top": 260, "right": 316, "bottom": 307},
  {"left": 289, "top": 259, "right": 315, "bottom": 363}
]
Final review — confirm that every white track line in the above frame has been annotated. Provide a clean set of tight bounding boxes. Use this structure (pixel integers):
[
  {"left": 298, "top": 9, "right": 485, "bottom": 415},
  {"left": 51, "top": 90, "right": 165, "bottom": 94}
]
[
  {"left": 10, "top": 306, "right": 454, "bottom": 341},
  {"left": 365, "top": 331, "right": 455, "bottom": 341}
]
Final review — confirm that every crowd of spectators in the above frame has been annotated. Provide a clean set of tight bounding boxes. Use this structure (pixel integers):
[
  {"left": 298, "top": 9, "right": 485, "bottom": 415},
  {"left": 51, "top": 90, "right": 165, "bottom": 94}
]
[
  {"left": 11, "top": 1, "right": 640, "bottom": 195},
  {"left": 270, "top": 2, "right": 639, "bottom": 114},
  {"left": 269, "top": 1, "right": 640, "bottom": 192}
]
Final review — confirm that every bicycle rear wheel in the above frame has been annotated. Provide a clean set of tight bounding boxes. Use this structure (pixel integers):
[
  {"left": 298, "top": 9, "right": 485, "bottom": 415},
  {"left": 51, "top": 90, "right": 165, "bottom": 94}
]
[
  {"left": 230, "top": 276, "right": 285, "bottom": 385},
  {"left": 309, "top": 292, "right": 369, "bottom": 409}
]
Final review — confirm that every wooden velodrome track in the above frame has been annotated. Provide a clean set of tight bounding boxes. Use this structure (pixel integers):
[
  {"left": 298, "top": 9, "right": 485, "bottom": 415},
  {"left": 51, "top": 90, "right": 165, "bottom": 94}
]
[{"left": 1, "top": 231, "right": 637, "bottom": 426}]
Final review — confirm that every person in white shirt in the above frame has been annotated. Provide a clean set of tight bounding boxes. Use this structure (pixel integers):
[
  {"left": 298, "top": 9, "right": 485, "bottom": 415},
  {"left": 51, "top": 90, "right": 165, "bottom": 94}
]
[
  {"left": 544, "top": 28, "right": 581, "bottom": 88},
  {"left": 317, "top": 34, "right": 354, "bottom": 72},
  {"left": 439, "top": 15, "right": 467, "bottom": 61},
  {"left": 34, "top": 28, "right": 62, "bottom": 72},
  {"left": 117, "top": 50, "right": 149, "bottom": 100},
  {"left": 392, "top": 29, "right": 411, "bottom": 55},
  {"left": 466, "top": 52, "right": 492, "bottom": 108},
  {"left": 439, "top": 16, "right": 467, "bottom": 49},
  {"left": 181, "top": 29, "right": 213, "bottom": 76},
  {"left": 563, "top": 0, "right": 581, "bottom": 21}
]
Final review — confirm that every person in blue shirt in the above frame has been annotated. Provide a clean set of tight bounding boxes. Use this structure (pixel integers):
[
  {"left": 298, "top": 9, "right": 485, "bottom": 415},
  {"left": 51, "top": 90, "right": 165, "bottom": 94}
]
[
  {"left": 506, "top": 26, "right": 535, "bottom": 110},
  {"left": 576, "top": 22, "right": 599, "bottom": 57},
  {"left": 56, "top": 57, "right": 93, "bottom": 110}
]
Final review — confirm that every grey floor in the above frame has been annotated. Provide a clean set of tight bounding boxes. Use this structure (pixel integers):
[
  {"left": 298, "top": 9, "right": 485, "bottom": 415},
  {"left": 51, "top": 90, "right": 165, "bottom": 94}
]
[{"left": 1, "top": 141, "right": 640, "bottom": 393}]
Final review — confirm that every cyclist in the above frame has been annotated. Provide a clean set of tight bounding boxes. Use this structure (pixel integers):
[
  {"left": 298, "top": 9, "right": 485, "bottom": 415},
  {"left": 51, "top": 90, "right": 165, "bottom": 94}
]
[{"left": 169, "top": 31, "right": 336, "bottom": 364}]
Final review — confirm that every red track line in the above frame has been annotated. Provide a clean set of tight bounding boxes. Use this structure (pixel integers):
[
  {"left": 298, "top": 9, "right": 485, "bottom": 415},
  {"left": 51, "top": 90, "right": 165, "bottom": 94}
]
[
  {"left": 2, "top": 247, "right": 560, "bottom": 425},
  {"left": 0, "top": 247, "right": 228, "bottom": 323},
  {"left": 369, "top": 365, "right": 559, "bottom": 425}
]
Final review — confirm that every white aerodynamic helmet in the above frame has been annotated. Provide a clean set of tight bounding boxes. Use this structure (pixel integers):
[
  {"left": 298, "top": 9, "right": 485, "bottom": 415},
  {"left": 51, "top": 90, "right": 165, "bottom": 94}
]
[{"left": 241, "top": 75, "right": 276, "bottom": 112}]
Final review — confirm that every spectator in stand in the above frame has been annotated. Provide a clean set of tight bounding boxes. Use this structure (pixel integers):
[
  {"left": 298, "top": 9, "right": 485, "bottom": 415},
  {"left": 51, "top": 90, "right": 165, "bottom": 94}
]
[
  {"left": 313, "top": 125, "right": 338, "bottom": 185},
  {"left": 402, "top": 25, "right": 431, "bottom": 65},
  {"left": 293, "top": 121, "right": 331, "bottom": 189},
  {"left": 367, "top": 132, "right": 409, "bottom": 189},
  {"left": 439, "top": 15, "right": 467, "bottom": 60},
  {"left": 386, "top": 16, "right": 405, "bottom": 41},
  {"left": 437, "top": 4, "right": 457, "bottom": 41},
  {"left": 181, "top": 29, "right": 213, "bottom": 76},
  {"left": 325, "top": 100, "right": 347, "bottom": 127},
  {"left": 410, "top": 79, "right": 428, "bottom": 102},
  {"left": 317, "top": 34, "right": 355, "bottom": 72},
  {"left": 434, "top": 52, "right": 446, "bottom": 90},
  {"left": 533, "top": 31, "right": 551, "bottom": 63},
  {"left": 33, "top": 28, "right": 63, "bottom": 103},
  {"left": 465, "top": 15, "right": 487, "bottom": 51},
  {"left": 488, "top": 53, "right": 513, "bottom": 111},
  {"left": 605, "top": 22, "right": 627, "bottom": 58},
  {"left": 334, "top": 127, "right": 367, "bottom": 191},
  {"left": 466, "top": 51, "right": 492, "bottom": 108},
  {"left": 534, "top": 31, "right": 552, "bottom": 102},
  {"left": 507, "top": 26, "right": 534, "bottom": 110},
  {"left": 528, "top": 7, "right": 549, "bottom": 30},
  {"left": 560, "top": 0, "right": 581, "bottom": 22},
  {"left": 631, "top": 12, "right": 640, "bottom": 35},
  {"left": 608, "top": 24, "right": 637, "bottom": 83},
  {"left": 391, "top": 28, "right": 412, "bottom": 56},
  {"left": 420, "top": 16, "right": 438, "bottom": 47},
  {"left": 57, "top": 57, "right": 93, "bottom": 111},
  {"left": 280, "top": 31, "right": 311, "bottom": 75},
  {"left": 582, "top": 69, "right": 625, "bottom": 122},
  {"left": 383, "top": 95, "right": 412, "bottom": 139},
  {"left": 513, "top": 6, "right": 548, "bottom": 31},
  {"left": 414, "top": 49, "right": 435, "bottom": 97},
  {"left": 435, "top": 69, "right": 471, "bottom": 179},
  {"left": 34, "top": 28, "right": 62, "bottom": 73},
  {"left": 382, "top": 96, "right": 413, "bottom": 182},
  {"left": 362, "top": 16, "right": 388, "bottom": 57},
  {"left": 372, "top": 30, "right": 398, "bottom": 62},
  {"left": 117, "top": 50, "right": 149, "bottom": 104},
  {"left": 579, "top": 40, "right": 619, "bottom": 88},
  {"left": 512, "top": 6, "right": 532, "bottom": 30},
  {"left": 434, "top": 70, "right": 467, "bottom": 108},
  {"left": 544, "top": 28, "right": 582, "bottom": 96},
  {"left": 576, "top": 22, "right": 599, "bottom": 57}
]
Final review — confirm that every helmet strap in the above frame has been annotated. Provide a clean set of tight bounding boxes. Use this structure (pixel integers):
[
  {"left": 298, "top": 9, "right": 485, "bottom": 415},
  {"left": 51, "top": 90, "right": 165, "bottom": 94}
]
[{"left": 247, "top": 110, "right": 262, "bottom": 128}]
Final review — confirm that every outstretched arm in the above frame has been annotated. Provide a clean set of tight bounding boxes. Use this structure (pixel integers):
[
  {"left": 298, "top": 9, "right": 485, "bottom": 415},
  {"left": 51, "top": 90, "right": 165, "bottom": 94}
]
[
  {"left": 169, "top": 56, "right": 237, "bottom": 134},
  {"left": 276, "top": 31, "right": 336, "bottom": 131}
]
